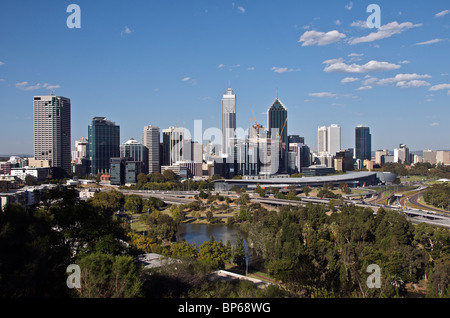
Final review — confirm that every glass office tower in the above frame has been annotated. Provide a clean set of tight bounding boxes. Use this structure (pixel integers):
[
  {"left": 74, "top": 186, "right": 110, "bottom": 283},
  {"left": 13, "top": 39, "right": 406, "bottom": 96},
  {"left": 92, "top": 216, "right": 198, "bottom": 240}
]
[
  {"left": 88, "top": 117, "right": 120, "bottom": 175},
  {"left": 355, "top": 125, "right": 372, "bottom": 161}
]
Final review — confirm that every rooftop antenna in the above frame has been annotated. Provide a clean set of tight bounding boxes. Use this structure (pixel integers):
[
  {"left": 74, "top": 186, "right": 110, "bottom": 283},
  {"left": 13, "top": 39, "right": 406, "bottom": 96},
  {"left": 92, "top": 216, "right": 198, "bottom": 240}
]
[
  {"left": 50, "top": 90, "right": 55, "bottom": 96},
  {"left": 276, "top": 87, "right": 278, "bottom": 99}
]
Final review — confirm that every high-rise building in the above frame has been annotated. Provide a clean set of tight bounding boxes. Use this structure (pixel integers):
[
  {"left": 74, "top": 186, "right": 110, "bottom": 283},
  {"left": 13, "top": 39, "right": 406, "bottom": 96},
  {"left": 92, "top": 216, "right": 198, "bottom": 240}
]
[
  {"left": 72, "top": 137, "right": 88, "bottom": 175},
  {"left": 120, "top": 138, "right": 148, "bottom": 173},
  {"left": 317, "top": 126, "right": 328, "bottom": 154},
  {"left": 423, "top": 149, "right": 437, "bottom": 164},
  {"left": 142, "top": 125, "right": 160, "bottom": 174},
  {"left": 221, "top": 85, "right": 236, "bottom": 157},
  {"left": 267, "top": 97, "right": 288, "bottom": 174},
  {"left": 317, "top": 124, "right": 340, "bottom": 156},
  {"left": 394, "top": 144, "right": 410, "bottom": 165},
  {"left": 162, "top": 126, "right": 184, "bottom": 166},
  {"left": 327, "top": 124, "right": 341, "bottom": 156},
  {"left": 88, "top": 117, "right": 120, "bottom": 175},
  {"left": 436, "top": 151, "right": 450, "bottom": 165},
  {"left": 267, "top": 97, "right": 288, "bottom": 145},
  {"left": 355, "top": 125, "right": 372, "bottom": 161},
  {"left": 375, "top": 149, "right": 390, "bottom": 166},
  {"left": 33, "top": 94, "right": 71, "bottom": 172},
  {"left": 72, "top": 137, "right": 88, "bottom": 163}
]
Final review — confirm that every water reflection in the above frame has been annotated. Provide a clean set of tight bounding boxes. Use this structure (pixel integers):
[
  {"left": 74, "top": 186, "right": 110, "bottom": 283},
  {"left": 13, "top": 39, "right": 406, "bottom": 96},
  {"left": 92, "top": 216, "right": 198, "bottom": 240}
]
[{"left": 177, "top": 223, "right": 262, "bottom": 268}]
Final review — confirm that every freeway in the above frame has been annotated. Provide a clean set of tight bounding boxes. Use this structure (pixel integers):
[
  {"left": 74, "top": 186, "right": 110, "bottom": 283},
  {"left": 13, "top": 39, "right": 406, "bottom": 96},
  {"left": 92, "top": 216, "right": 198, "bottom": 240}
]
[{"left": 110, "top": 188, "right": 450, "bottom": 229}]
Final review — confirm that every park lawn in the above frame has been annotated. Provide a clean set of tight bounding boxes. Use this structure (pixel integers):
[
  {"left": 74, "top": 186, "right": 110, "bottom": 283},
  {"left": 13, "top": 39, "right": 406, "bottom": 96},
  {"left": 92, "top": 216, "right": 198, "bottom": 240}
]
[{"left": 400, "top": 175, "right": 428, "bottom": 183}]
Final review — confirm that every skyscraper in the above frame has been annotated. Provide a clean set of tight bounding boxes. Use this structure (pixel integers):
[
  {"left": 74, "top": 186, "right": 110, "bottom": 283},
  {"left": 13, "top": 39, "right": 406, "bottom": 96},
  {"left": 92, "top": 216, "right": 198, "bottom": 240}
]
[
  {"left": 88, "top": 117, "right": 120, "bottom": 175},
  {"left": 221, "top": 85, "right": 236, "bottom": 157},
  {"left": 267, "top": 97, "right": 288, "bottom": 145},
  {"left": 120, "top": 138, "right": 148, "bottom": 173},
  {"left": 394, "top": 144, "right": 409, "bottom": 165},
  {"left": 355, "top": 125, "right": 372, "bottom": 161},
  {"left": 33, "top": 94, "right": 71, "bottom": 172},
  {"left": 317, "top": 124, "right": 341, "bottom": 156},
  {"left": 327, "top": 124, "right": 341, "bottom": 156},
  {"left": 318, "top": 126, "right": 328, "bottom": 154},
  {"left": 162, "top": 126, "right": 184, "bottom": 166},
  {"left": 267, "top": 97, "right": 288, "bottom": 173},
  {"left": 143, "top": 125, "right": 161, "bottom": 174}
]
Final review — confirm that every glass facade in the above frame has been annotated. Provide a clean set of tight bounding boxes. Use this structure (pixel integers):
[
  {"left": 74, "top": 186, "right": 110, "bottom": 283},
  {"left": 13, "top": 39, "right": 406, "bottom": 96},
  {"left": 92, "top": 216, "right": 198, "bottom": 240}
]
[
  {"left": 267, "top": 98, "right": 287, "bottom": 145},
  {"left": 88, "top": 117, "right": 120, "bottom": 175},
  {"left": 355, "top": 125, "right": 372, "bottom": 161}
]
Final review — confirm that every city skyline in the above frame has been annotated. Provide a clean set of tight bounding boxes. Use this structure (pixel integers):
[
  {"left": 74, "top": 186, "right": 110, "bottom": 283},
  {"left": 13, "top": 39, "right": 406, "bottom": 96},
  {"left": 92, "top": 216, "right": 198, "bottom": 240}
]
[{"left": 1, "top": 1, "right": 450, "bottom": 154}]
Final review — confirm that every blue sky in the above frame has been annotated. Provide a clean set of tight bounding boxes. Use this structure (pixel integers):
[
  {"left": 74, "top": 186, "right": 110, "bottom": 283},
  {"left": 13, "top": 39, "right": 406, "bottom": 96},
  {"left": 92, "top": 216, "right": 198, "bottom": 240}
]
[{"left": 0, "top": 0, "right": 449, "bottom": 155}]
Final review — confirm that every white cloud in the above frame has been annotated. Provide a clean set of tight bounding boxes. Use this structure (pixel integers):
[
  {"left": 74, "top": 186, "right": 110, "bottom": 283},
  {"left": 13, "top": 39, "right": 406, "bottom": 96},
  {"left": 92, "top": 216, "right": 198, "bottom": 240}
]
[
  {"left": 348, "top": 21, "right": 422, "bottom": 45},
  {"left": 415, "top": 38, "right": 444, "bottom": 45},
  {"left": 237, "top": 6, "right": 245, "bottom": 13},
  {"left": 247, "top": 67, "right": 255, "bottom": 71},
  {"left": 429, "top": 83, "right": 450, "bottom": 91},
  {"left": 341, "top": 77, "right": 359, "bottom": 84},
  {"left": 350, "top": 20, "right": 369, "bottom": 29},
  {"left": 334, "top": 20, "right": 342, "bottom": 26},
  {"left": 0, "top": 61, "right": 4, "bottom": 66},
  {"left": 218, "top": 64, "right": 225, "bottom": 68},
  {"left": 435, "top": 10, "right": 450, "bottom": 18},
  {"left": 363, "top": 76, "right": 379, "bottom": 86},
  {"left": 298, "top": 30, "right": 346, "bottom": 46},
  {"left": 121, "top": 26, "right": 133, "bottom": 36},
  {"left": 430, "top": 122, "right": 440, "bottom": 126},
  {"left": 182, "top": 77, "right": 191, "bottom": 82},
  {"left": 348, "top": 53, "right": 364, "bottom": 57},
  {"left": 356, "top": 86, "right": 373, "bottom": 91},
  {"left": 377, "top": 73, "right": 432, "bottom": 85},
  {"left": 398, "top": 60, "right": 410, "bottom": 64},
  {"left": 308, "top": 92, "right": 337, "bottom": 98},
  {"left": 44, "top": 83, "right": 61, "bottom": 90},
  {"left": 396, "top": 80, "right": 431, "bottom": 88},
  {"left": 271, "top": 66, "right": 299, "bottom": 73},
  {"left": 345, "top": 2, "right": 353, "bottom": 10},
  {"left": 0, "top": 78, "right": 5, "bottom": 82},
  {"left": 15, "top": 81, "right": 60, "bottom": 91},
  {"left": 323, "top": 59, "right": 401, "bottom": 73}
]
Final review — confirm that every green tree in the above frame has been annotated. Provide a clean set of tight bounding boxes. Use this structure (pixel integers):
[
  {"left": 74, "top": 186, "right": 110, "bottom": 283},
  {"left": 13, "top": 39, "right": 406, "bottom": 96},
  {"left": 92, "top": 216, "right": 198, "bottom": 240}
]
[
  {"left": 124, "top": 195, "right": 143, "bottom": 214},
  {"left": 136, "top": 172, "right": 148, "bottom": 185},
  {"left": 77, "top": 252, "right": 142, "bottom": 298},
  {"left": 162, "top": 169, "right": 177, "bottom": 182},
  {"left": 0, "top": 204, "right": 71, "bottom": 297},
  {"left": 302, "top": 186, "right": 312, "bottom": 197},
  {"left": 232, "top": 236, "right": 247, "bottom": 268},
  {"left": 198, "top": 237, "right": 230, "bottom": 269},
  {"left": 169, "top": 241, "right": 198, "bottom": 260}
]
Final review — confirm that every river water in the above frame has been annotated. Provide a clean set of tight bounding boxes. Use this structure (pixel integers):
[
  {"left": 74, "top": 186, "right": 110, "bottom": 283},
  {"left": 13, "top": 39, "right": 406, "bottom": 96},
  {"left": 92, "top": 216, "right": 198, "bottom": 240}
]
[{"left": 177, "top": 223, "right": 262, "bottom": 267}]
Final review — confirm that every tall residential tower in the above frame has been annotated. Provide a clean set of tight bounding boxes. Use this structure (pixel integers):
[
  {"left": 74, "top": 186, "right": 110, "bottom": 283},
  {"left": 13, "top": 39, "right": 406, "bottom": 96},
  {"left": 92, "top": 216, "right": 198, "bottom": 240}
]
[
  {"left": 221, "top": 85, "right": 236, "bottom": 157},
  {"left": 143, "top": 125, "right": 161, "bottom": 174},
  {"left": 33, "top": 94, "right": 71, "bottom": 172}
]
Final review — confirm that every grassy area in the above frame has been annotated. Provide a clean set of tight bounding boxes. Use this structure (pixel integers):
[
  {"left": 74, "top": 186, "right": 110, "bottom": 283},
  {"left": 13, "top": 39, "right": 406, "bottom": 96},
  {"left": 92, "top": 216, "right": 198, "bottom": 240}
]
[{"left": 399, "top": 175, "right": 428, "bottom": 183}]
